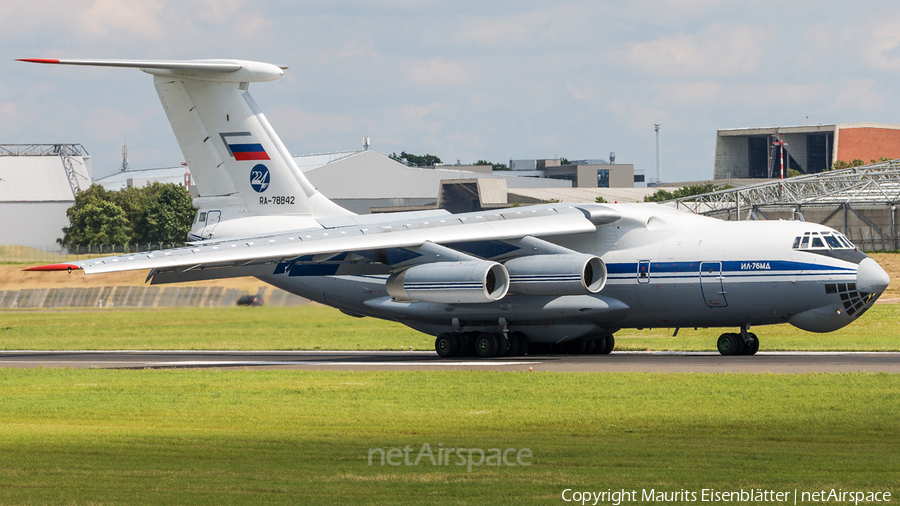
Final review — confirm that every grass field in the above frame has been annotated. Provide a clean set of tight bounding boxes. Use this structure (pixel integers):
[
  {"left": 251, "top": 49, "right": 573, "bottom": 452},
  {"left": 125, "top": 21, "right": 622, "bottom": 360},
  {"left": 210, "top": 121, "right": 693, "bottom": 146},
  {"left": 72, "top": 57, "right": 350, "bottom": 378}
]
[
  {"left": 2, "top": 303, "right": 899, "bottom": 351},
  {"left": 1, "top": 258, "right": 898, "bottom": 504},
  {"left": 0, "top": 369, "right": 896, "bottom": 505}
]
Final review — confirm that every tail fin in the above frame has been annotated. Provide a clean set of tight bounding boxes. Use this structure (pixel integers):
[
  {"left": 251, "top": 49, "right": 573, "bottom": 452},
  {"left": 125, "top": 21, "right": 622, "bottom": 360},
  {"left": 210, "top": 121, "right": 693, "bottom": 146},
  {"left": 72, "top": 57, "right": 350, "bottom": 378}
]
[{"left": 18, "top": 58, "right": 352, "bottom": 218}]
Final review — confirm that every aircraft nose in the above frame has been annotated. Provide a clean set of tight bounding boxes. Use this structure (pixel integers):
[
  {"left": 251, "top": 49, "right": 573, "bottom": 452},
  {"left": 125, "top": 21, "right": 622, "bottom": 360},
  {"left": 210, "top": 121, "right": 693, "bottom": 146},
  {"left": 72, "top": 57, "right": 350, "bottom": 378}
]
[{"left": 857, "top": 257, "right": 890, "bottom": 293}]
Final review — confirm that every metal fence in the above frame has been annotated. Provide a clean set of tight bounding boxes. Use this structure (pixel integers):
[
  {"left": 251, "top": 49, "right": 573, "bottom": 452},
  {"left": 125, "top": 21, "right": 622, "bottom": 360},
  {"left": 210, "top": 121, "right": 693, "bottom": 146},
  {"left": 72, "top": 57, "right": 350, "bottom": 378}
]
[
  {"left": 1, "top": 244, "right": 186, "bottom": 264},
  {"left": 0, "top": 286, "right": 310, "bottom": 309}
]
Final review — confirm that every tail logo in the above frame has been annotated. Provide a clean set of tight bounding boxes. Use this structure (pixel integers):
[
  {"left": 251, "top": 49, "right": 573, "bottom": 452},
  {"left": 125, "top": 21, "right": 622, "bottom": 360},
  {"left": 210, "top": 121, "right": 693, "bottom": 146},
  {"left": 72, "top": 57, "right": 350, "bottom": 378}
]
[
  {"left": 220, "top": 132, "right": 270, "bottom": 161},
  {"left": 250, "top": 164, "right": 270, "bottom": 192}
]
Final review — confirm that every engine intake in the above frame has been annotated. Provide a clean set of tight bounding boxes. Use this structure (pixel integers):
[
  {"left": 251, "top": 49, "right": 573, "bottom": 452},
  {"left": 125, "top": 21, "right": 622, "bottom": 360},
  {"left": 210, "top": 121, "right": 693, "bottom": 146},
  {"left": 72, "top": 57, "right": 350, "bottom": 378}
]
[
  {"left": 386, "top": 261, "right": 509, "bottom": 303},
  {"left": 505, "top": 254, "right": 606, "bottom": 295}
]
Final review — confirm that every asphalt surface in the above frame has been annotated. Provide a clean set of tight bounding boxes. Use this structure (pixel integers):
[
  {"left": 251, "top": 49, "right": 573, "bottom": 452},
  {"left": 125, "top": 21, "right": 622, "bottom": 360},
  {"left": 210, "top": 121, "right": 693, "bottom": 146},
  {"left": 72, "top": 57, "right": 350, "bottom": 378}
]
[{"left": 0, "top": 350, "right": 897, "bottom": 373}]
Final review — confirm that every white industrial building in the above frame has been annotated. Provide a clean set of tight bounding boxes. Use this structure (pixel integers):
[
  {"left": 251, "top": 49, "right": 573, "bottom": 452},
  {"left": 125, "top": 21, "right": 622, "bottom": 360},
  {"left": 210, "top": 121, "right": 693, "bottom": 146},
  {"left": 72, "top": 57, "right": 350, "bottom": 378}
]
[
  {"left": 0, "top": 144, "right": 91, "bottom": 249},
  {"left": 95, "top": 165, "right": 192, "bottom": 192},
  {"left": 296, "top": 149, "right": 570, "bottom": 213}
]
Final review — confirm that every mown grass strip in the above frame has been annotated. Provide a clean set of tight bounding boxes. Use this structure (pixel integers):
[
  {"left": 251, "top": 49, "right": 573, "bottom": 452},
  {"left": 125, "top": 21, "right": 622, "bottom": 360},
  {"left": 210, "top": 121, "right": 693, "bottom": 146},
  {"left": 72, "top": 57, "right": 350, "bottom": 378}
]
[
  {"left": 0, "top": 370, "right": 896, "bottom": 504},
  {"left": 2, "top": 304, "right": 899, "bottom": 351}
]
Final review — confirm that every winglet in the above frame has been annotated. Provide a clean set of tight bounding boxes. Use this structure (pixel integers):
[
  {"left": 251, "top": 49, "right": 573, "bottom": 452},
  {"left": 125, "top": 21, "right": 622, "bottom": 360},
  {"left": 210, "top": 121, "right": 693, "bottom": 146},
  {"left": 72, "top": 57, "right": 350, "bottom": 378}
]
[{"left": 23, "top": 264, "right": 82, "bottom": 272}]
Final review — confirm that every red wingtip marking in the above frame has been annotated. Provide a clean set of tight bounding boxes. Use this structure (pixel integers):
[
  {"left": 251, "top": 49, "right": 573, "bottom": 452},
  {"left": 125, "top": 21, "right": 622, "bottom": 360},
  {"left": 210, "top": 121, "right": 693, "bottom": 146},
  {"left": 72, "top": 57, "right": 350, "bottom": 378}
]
[
  {"left": 16, "top": 58, "right": 61, "bottom": 64},
  {"left": 23, "top": 264, "right": 81, "bottom": 272}
]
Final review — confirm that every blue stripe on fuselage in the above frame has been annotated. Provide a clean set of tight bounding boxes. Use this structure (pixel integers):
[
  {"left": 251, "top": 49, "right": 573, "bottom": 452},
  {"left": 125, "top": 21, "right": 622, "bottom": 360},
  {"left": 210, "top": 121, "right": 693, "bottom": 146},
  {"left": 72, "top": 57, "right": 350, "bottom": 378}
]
[{"left": 605, "top": 260, "right": 854, "bottom": 281}]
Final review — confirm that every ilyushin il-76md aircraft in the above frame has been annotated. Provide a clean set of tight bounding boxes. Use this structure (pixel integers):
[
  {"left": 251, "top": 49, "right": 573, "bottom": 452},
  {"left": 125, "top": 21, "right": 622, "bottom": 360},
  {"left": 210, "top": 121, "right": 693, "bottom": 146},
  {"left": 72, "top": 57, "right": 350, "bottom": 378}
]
[{"left": 21, "top": 58, "right": 891, "bottom": 358}]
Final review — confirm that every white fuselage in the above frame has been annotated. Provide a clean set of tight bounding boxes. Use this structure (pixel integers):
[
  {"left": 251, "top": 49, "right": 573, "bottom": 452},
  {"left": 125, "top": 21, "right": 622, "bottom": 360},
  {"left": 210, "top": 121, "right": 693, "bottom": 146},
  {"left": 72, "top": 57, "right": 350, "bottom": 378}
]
[{"left": 248, "top": 204, "right": 881, "bottom": 343}]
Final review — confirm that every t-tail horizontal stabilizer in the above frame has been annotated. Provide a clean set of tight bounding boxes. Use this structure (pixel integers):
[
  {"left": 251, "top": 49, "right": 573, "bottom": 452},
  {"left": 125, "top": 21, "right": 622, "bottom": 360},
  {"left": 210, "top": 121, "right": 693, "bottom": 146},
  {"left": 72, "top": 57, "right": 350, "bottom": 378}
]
[{"left": 18, "top": 58, "right": 353, "bottom": 219}]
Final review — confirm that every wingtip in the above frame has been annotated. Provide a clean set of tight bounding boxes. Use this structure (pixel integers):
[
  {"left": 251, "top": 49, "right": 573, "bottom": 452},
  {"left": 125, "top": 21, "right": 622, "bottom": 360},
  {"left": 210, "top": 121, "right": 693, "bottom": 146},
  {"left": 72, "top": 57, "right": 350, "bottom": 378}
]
[
  {"left": 16, "top": 58, "right": 61, "bottom": 64},
  {"left": 23, "top": 263, "right": 81, "bottom": 272}
]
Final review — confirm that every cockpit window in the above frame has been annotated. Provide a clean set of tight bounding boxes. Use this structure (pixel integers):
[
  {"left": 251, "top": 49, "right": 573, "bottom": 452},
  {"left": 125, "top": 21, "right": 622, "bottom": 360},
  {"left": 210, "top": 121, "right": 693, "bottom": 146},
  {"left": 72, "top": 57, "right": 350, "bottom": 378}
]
[
  {"left": 823, "top": 235, "right": 842, "bottom": 249},
  {"left": 793, "top": 231, "right": 856, "bottom": 250},
  {"left": 197, "top": 212, "right": 207, "bottom": 223}
]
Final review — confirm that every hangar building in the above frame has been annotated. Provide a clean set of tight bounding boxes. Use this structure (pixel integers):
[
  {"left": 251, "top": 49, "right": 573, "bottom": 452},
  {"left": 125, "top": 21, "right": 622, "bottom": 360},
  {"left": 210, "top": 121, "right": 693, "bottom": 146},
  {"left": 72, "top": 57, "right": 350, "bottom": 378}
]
[
  {"left": 0, "top": 144, "right": 91, "bottom": 249},
  {"left": 296, "top": 149, "right": 570, "bottom": 214},
  {"left": 95, "top": 165, "right": 192, "bottom": 193},
  {"left": 714, "top": 123, "right": 900, "bottom": 180},
  {"left": 510, "top": 158, "right": 639, "bottom": 188}
]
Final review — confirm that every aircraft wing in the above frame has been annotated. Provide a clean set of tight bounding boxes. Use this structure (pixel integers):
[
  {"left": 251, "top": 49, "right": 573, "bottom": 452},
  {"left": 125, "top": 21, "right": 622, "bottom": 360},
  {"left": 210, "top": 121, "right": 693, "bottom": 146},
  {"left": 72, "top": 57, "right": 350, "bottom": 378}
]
[{"left": 28, "top": 205, "right": 610, "bottom": 278}]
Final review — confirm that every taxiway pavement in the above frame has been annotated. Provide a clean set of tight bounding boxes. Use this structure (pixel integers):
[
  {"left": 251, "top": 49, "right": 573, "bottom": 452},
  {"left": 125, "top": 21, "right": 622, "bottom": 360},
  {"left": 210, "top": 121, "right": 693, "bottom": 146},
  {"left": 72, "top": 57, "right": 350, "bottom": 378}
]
[{"left": 0, "top": 350, "right": 897, "bottom": 373}]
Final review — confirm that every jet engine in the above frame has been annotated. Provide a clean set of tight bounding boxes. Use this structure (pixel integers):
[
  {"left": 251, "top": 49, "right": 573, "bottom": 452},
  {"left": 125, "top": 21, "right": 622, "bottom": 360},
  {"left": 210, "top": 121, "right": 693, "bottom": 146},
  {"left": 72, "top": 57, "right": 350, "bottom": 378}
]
[
  {"left": 386, "top": 261, "right": 510, "bottom": 303},
  {"left": 505, "top": 254, "right": 606, "bottom": 295}
]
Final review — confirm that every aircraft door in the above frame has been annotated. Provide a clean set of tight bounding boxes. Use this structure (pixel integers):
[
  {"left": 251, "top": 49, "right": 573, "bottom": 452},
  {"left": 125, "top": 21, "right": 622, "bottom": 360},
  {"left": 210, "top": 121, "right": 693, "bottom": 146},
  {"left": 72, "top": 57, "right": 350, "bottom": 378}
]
[
  {"left": 637, "top": 260, "right": 651, "bottom": 284},
  {"left": 699, "top": 261, "right": 727, "bottom": 308},
  {"left": 201, "top": 210, "right": 221, "bottom": 240}
]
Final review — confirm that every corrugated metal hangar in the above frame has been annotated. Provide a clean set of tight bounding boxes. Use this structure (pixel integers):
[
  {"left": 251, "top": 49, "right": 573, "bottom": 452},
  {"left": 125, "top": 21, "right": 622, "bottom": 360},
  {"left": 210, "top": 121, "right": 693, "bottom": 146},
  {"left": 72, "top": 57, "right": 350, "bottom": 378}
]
[
  {"left": 714, "top": 123, "right": 900, "bottom": 179},
  {"left": 0, "top": 144, "right": 91, "bottom": 248}
]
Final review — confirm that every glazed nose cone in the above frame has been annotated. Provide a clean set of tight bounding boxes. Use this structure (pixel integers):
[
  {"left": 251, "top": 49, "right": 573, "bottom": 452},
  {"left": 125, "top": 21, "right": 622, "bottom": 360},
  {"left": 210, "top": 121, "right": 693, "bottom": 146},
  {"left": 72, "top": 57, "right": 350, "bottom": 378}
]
[{"left": 857, "top": 257, "right": 890, "bottom": 293}]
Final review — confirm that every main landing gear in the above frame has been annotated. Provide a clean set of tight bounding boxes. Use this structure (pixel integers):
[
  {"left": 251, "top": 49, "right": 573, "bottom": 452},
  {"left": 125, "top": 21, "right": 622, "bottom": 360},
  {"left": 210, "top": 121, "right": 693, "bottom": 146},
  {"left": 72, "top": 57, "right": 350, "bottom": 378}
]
[
  {"left": 435, "top": 332, "right": 615, "bottom": 358},
  {"left": 435, "top": 331, "right": 528, "bottom": 358},
  {"left": 716, "top": 328, "right": 759, "bottom": 356}
]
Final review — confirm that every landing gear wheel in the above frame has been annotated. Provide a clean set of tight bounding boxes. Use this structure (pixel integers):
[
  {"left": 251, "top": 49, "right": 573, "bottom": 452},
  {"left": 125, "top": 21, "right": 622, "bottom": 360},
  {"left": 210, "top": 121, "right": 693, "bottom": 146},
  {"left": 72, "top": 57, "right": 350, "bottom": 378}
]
[
  {"left": 717, "top": 333, "right": 743, "bottom": 356},
  {"left": 460, "top": 332, "right": 478, "bottom": 357},
  {"left": 582, "top": 339, "right": 596, "bottom": 354},
  {"left": 507, "top": 332, "right": 524, "bottom": 356},
  {"left": 495, "top": 332, "right": 510, "bottom": 357},
  {"left": 744, "top": 333, "right": 759, "bottom": 355},
  {"left": 563, "top": 340, "right": 586, "bottom": 354},
  {"left": 435, "top": 333, "right": 458, "bottom": 357},
  {"left": 596, "top": 335, "right": 615, "bottom": 354},
  {"left": 475, "top": 332, "right": 499, "bottom": 358}
]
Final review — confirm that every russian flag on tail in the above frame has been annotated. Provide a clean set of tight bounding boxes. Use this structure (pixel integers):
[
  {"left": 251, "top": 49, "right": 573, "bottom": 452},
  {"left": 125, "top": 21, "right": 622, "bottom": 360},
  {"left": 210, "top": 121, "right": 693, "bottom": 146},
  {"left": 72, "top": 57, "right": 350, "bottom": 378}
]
[{"left": 220, "top": 132, "right": 270, "bottom": 161}]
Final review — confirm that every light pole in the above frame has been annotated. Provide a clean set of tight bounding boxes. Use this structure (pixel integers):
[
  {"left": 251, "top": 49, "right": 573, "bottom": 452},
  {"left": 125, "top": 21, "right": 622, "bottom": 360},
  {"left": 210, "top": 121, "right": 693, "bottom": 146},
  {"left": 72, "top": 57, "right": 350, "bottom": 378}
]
[{"left": 654, "top": 124, "right": 662, "bottom": 184}]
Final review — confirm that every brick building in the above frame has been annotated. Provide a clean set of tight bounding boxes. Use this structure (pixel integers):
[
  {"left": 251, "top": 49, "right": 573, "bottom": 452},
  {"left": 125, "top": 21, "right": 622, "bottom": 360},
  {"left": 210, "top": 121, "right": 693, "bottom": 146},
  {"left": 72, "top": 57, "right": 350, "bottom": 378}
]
[{"left": 713, "top": 123, "right": 900, "bottom": 179}]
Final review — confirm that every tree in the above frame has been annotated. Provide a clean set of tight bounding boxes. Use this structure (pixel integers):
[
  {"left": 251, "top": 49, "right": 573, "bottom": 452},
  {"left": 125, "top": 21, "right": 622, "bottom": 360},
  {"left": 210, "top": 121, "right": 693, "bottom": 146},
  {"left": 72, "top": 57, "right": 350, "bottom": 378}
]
[
  {"left": 60, "top": 200, "right": 131, "bottom": 247},
  {"left": 831, "top": 156, "right": 895, "bottom": 171},
  {"left": 786, "top": 168, "right": 801, "bottom": 178},
  {"left": 389, "top": 151, "right": 442, "bottom": 167},
  {"left": 829, "top": 158, "right": 866, "bottom": 171},
  {"left": 59, "top": 182, "right": 194, "bottom": 248},
  {"left": 644, "top": 183, "right": 733, "bottom": 202},
  {"left": 595, "top": 195, "right": 608, "bottom": 203},
  {"left": 475, "top": 159, "right": 509, "bottom": 171},
  {"left": 140, "top": 184, "right": 195, "bottom": 244}
]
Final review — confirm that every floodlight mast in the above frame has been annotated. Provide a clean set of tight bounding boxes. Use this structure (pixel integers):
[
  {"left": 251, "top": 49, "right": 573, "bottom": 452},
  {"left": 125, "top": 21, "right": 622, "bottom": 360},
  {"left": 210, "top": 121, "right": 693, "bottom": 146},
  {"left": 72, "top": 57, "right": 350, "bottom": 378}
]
[{"left": 654, "top": 124, "right": 662, "bottom": 184}]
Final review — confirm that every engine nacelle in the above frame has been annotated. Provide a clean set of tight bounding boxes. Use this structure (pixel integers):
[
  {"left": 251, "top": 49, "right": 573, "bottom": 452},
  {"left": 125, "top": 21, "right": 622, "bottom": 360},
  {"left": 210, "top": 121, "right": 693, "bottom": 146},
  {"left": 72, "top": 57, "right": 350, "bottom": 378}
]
[
  {"left": 505, "top": 254, "right": 606, "bottom": 295},
  {"left": 386, "top": 261, "right": 509, "bottom": 303}
]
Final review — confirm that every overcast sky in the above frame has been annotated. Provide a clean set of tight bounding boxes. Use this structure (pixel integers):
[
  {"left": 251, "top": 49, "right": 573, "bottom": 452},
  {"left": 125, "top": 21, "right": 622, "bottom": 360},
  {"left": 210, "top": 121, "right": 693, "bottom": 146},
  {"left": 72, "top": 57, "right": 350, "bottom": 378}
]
[{"left": 3, "top": 1, "right": 900, "bottom": 182}]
